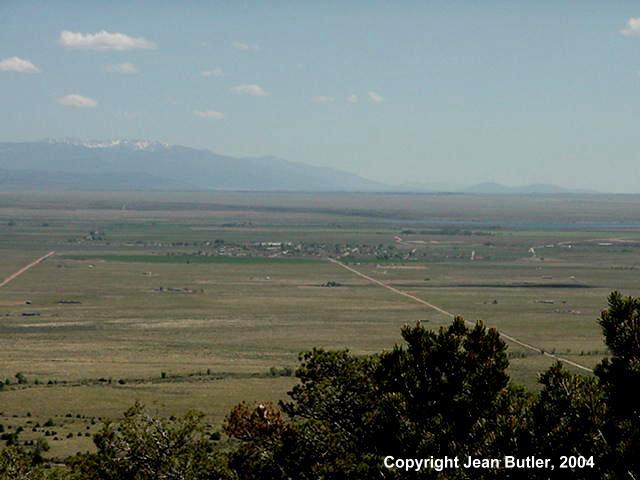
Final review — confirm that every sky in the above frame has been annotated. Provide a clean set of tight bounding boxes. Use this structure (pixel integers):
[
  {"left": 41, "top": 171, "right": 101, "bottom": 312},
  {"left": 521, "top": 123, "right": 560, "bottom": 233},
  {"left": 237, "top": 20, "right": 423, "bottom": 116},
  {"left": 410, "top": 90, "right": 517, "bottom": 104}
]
[{"left": 1, "top": 1, "right": 640, "bottom": 192}]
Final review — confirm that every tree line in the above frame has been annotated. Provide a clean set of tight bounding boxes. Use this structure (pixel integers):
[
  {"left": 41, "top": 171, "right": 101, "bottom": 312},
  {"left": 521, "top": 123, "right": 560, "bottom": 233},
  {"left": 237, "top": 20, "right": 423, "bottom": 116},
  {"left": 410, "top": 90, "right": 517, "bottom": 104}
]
[{"left": 1, "top": 291, "right": 639, "bottom": 479}]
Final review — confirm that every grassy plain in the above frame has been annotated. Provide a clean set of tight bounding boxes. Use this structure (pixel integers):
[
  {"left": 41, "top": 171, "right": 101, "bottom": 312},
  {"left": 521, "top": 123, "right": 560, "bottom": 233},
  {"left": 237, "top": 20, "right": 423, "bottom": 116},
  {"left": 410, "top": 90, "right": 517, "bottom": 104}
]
[{"left": 2, "top": 191, "right": 640, "bottom": 458}]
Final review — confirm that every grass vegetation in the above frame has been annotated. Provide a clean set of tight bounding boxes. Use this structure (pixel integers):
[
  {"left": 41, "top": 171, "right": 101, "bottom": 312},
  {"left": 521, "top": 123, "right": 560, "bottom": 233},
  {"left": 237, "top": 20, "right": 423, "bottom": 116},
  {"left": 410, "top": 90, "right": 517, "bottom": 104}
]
[{"left": 2, "top": 191, "right": 640, "bottom": 459}]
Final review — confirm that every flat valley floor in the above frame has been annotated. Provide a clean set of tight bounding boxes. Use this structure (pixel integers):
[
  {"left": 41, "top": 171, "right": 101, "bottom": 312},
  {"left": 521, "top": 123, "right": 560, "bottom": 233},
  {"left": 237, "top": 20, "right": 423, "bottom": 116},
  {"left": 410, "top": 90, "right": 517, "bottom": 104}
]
[{"left": 1, "top": 191, "right": 640, "bottom": 457}]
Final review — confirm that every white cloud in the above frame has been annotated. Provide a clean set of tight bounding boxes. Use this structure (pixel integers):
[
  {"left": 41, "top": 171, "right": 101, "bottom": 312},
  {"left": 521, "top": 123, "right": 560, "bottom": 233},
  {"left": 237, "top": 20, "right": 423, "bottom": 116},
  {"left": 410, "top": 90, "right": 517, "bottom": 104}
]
[
  {"left": 347, "top": 94, "right": 358, "bottom": 103},
  {"left": 312, "top": 95, "right": 334, "bottom": 104},
  {"left": 59, "top": 30, "right": 155, "bottom": 51},
  {"left": 57, "top": 94, "right": 97, "bottom": 108},
  {"left": 621, "top": 17, "right": 640, "bottom": 36},
  {"left": 232, "top": 41, "right": 258, "bottom": 51},
  {"left": 105, "top": 62, "right": 138, "bottom": 74},
  {"left": 0, "top": 56, "right": 39, "bottom": 73},
  {"left": 202, "top": 67, "right": 224, "bottom": 77},
  {"left": 194, "top": 110, "right": 225, "bottom": 119},
  {"left": 368, "top": 91, "right": 384, "bottom": 103},
  {"left": 231, "top": 84, "right": 269, "bottom": 96}
]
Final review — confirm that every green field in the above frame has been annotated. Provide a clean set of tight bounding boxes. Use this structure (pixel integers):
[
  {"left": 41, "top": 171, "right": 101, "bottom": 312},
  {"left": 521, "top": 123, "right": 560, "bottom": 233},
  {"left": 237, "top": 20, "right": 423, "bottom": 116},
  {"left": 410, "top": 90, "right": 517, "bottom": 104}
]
[{"left": 2, "top": 191, "right": 640, "bottom": 458}]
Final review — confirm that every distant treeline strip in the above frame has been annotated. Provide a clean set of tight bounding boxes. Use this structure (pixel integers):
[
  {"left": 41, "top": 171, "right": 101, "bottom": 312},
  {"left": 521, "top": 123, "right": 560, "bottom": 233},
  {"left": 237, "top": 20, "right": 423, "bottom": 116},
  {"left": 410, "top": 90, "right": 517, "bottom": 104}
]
[
  {"left": 397, "top": 282, "right": 593, "bottom": 289},
  {"left": 63, "top": 254, "right": 320, "bottom": 264},
  {"left": 2, "top": 367, "right": 294, "bottom": 392}
]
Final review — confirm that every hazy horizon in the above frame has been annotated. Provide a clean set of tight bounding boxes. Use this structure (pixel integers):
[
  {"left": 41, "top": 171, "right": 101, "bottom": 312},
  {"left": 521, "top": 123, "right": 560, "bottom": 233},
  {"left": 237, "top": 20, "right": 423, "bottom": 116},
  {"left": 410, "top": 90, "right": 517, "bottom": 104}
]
[
  {"left": 0, "top": 137, "right": 606, "bottom": 193},
  {"left": 2, "top": 2, "right": 640, "bottom": 192}
]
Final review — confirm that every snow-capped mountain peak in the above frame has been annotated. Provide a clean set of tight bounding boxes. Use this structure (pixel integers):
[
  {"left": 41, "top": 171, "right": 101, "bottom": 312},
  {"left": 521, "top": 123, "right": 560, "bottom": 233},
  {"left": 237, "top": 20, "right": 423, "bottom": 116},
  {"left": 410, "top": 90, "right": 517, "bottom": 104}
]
[{"left": 43, "top": 138, "right": 170, "bottom": 151}]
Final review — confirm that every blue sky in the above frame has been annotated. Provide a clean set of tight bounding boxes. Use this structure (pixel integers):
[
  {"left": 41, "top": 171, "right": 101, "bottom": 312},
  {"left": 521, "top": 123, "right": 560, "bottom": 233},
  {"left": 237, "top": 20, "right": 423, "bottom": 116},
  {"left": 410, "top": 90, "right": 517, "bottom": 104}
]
[{"left": 1, "top": 1, "right": 640, "bottom": 191}]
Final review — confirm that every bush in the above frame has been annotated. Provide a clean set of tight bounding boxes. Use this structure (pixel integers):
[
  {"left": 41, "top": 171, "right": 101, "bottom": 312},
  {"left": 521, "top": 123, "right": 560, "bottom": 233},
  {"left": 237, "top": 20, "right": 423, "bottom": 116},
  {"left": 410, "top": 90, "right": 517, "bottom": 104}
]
[
  {"left": 69, "top": 402, "right": 232, "bottom": 479},
  {"left": 4, "top": 292, "right": 640, "bottom": 480}
]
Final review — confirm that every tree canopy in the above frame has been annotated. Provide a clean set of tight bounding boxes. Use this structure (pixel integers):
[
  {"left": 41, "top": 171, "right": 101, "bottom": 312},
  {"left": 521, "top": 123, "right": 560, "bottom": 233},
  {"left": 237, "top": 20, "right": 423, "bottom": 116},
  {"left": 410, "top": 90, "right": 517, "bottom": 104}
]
[{"left": 1, "top": 292, "right": 639, "bottom": 479}]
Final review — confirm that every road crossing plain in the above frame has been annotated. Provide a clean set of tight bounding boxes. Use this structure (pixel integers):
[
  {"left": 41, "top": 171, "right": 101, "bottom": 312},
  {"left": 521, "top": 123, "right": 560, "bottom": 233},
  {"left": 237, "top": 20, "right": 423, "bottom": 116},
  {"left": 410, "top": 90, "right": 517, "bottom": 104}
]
[{"left": 1, "top": 191, "right": 640, "bottom": 457}]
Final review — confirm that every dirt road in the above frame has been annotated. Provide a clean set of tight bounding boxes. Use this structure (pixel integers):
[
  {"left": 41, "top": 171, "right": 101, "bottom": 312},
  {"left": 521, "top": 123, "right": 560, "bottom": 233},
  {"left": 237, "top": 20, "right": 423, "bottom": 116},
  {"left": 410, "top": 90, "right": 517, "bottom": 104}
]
[
  {"left": 0, "top": 251, "right": 56, "bottom": 289},
  {"left": 327, "top": 257, "right": 593, "bottom": 373}
]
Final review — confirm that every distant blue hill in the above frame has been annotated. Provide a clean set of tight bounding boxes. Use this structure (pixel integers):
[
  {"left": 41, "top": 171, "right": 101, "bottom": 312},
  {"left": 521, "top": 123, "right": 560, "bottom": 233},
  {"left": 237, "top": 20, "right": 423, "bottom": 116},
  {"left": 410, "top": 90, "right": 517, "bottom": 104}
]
[
  {"left": 394, "top": 181, "right": 598, "bottom": 194},
  {"left": 0, "top": 139, "right": 386, "bottom": 192},
  {"left": 463, "top": 182, "right": 598, "bottom": 194},
  {"left": 0, "top": 140, "right": 599, "bottom": 194}
]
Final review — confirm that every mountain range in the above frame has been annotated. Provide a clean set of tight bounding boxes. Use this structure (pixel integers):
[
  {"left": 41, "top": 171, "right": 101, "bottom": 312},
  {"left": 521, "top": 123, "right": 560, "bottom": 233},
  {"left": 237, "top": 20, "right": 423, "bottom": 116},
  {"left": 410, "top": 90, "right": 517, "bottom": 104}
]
[
  {"left": 0, "top": 139, "right": 596, "bottom": 194},
  {"left": 463, "top": 182, "right": 597, "bottom": 195}
]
